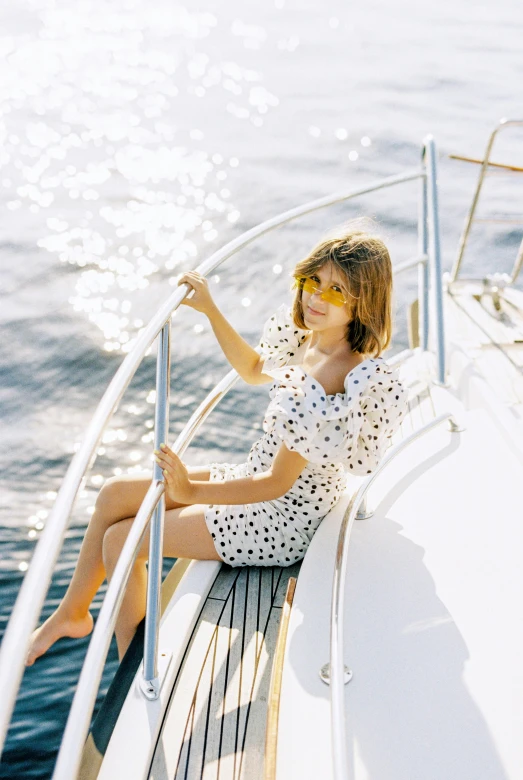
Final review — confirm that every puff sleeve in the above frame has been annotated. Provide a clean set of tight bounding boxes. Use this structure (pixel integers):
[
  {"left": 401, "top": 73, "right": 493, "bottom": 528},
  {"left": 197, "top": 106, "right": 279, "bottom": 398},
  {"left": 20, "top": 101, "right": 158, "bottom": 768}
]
[
  {"left": 262, "top": 358, "right": 408, "bottom": 472},
  {"left": 257, "top": 303, "right": 310, "bottom": 371},
  {"left": 353, "top": 366, "right": 409, "bottom": 474}
]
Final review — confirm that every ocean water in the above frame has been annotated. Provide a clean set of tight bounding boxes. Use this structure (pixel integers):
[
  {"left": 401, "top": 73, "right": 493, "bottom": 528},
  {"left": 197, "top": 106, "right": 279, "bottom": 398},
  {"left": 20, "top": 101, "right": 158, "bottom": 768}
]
[{"left": 1, "top": 0, "right": 522, "bottom": 776}]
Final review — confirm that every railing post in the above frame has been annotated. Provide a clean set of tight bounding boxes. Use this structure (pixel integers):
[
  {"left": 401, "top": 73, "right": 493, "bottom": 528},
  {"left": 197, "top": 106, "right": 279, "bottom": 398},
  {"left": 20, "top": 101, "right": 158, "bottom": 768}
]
[
  {"left": 141, "top": 321, "right": 171, "bottom": 699},
  {"left": 449, "top": 118, "right": 523, "bottom": 283},
  {"left": 418, "top": 162, "right": 430, "bottom": 352},
  {"left": 449, "top": 125, "right": 498, "bottom": 283},
  {"left": 510, "top": 236, "right": 523, "bottom": 285},
  {"left": 424, "top": 136, "right": 446, "bottom": 385},
  {"left": 329, "top": 412, "right": 463, "bottom": 780}
]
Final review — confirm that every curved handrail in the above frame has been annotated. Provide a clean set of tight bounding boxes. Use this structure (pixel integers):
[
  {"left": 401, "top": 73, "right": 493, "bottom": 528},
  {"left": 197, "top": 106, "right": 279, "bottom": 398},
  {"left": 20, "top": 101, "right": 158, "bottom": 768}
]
[
  {"left": 0, "top": 171, "right": 424, "bottom": 743},
  {"left": 330, "top": 411, "right": 462, "bottom": 780},
  {"left": 450, "top": 117, "right": 523, "bottom": 283},
  {"left": 0, "top": 167, "right": 427, "bottom": 755},
  {"left": 54, "top": 341, "right": 423, "bottom": 778},
  {"left": 51, "top": 365, "right": 242, "bottom": 779}
]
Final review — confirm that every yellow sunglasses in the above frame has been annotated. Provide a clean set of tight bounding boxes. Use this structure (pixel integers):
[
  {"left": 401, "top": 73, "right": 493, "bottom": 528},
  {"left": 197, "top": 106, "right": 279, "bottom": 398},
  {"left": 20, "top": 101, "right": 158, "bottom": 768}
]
[{"left": 293, "top": 275, "right": 348, "bottom": 307}]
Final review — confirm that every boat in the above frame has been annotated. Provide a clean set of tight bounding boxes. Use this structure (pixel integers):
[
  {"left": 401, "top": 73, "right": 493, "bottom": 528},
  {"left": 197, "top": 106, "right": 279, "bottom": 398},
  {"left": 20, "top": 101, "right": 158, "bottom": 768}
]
[{"left": 0, "top": 119, "right": 522, "bottom": 780}]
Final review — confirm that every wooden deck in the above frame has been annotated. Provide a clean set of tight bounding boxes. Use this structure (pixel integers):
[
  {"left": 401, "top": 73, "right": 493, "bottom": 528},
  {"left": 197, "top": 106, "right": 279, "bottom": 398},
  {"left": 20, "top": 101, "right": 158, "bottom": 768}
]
[
  {"left": 149, "top": 563, "right": 301, "bottom": 780},
  {"left": 147, "top": 363, "right": 437, "bottom": 780},
  {"left": 144, "top": 288, "right": 523, "bottom": 779}
]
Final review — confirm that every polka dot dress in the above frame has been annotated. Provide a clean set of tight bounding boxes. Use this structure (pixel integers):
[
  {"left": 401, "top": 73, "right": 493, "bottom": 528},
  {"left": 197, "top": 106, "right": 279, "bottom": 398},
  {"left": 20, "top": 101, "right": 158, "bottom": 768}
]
[{"left": 204, "top": 303, "right": 408, "bottom": 568}]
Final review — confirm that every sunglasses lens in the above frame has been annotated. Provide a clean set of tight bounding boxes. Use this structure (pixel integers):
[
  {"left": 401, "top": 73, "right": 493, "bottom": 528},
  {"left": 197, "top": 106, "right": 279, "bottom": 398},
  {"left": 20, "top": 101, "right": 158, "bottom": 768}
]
[
  {"left": 295, "top": 277, "right": 346, "bottom": 307},
  {"left": 322, "top": 289, "right": 346, "bottom": 307},
  {"left": 299, "top": 277, "right": 316, "bottom": 294}
]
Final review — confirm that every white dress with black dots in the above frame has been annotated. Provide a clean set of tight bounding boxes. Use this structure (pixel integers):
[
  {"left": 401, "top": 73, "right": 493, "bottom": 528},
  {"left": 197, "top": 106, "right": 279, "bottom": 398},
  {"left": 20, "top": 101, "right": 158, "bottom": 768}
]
[{"left": 203, "top": 302, "right": 409, "bottom": 568}]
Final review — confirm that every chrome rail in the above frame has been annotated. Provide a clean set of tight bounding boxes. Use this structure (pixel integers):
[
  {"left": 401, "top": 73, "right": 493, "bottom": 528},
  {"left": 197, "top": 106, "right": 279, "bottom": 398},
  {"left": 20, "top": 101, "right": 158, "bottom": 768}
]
[
  {"left": 141, "top": 321, "right": 170, "bottom": 696},
  {"left": 329, "top": 412, "right": 463, "bottom": 780},
  {"left": 0, "top": 167, "right": 426, "bottom": 755},
  {"left": 330, "top": 134, "right": 447, "bottom": 779},
  {"left": 0, "top": 150, "right": 443, "bottom": 776},
  {"left": 0, "top": 283, "right": 190, "bottom": 755},
  {"left": 52, "top": 367, "right": 242, "bottom": 780},
  {"left": 423, "top": 136, "right": 446, "bottom": 385},
  {"left": 512, "top": 237, "right": 523, "bottom": 286},
  {"left": 450, "top": 117, "right": 523, "bottom": 284},
  {"left": 418, "top": 148, "right": 430, "bottom": 353}
]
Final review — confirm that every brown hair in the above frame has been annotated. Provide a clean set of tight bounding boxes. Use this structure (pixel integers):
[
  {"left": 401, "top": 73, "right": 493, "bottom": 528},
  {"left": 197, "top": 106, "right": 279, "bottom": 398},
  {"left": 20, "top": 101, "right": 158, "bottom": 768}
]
[{"left": 290, "top": 219, "right": 393, "bottom": 357}]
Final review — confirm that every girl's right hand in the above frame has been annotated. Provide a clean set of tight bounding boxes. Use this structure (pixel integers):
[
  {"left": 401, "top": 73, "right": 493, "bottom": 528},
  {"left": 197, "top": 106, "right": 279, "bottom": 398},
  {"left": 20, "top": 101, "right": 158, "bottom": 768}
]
[{"left": 177, "top": 271, "right": 216, "bottom": 316}]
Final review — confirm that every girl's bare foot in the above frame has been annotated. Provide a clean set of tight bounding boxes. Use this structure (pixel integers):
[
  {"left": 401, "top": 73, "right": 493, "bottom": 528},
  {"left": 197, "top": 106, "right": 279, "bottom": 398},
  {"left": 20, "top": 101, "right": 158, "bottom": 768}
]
[{"left": 26, "top": 608, "right": 94, "bottom": 666}]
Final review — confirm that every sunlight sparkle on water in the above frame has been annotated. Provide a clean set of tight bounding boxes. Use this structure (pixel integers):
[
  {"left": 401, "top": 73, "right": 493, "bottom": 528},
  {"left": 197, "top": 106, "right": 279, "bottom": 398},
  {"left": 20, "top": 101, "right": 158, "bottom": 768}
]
[{"left": 3, "top": 3, "right": 279, "bottom": 354}]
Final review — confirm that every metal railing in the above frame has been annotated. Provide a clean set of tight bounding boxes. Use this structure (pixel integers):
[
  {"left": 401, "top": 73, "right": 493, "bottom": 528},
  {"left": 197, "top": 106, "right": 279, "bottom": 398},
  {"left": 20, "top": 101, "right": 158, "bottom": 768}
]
[
  {"left": 329, "top": 411, "right": 463, "bottom": 780},
  {"left": 0, "top": 136, "right": 444, "bottom": 777},
  {"left": 53, "top": 367, "right": 242, "bottom": 779},
  {"left": 423, "top": 137, "right": 446, "bottom": 384},
  {"left": 327, "top": 134, "right": 447, "bottom": 779},
  {"left": 450, "top": 117, "right": 523, "bottom": 285}
]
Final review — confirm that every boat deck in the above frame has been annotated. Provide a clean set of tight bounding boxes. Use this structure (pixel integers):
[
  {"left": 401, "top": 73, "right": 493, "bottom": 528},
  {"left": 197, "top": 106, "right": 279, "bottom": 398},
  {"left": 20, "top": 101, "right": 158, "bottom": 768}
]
[
  {"left": 275, "top": 381, "right": 523, "bottom": 780},
  {"left": 145, "top": 362, "right": 437, "bottom": 780},
  {"left": 444, "top": 282, "right": 523, "bottom": 412},
  {"left": 87, "top": 355, "right": 443, "bottom": 780},
  {"left": 149, "top": 563, "right": 301, "bottom": 780}
]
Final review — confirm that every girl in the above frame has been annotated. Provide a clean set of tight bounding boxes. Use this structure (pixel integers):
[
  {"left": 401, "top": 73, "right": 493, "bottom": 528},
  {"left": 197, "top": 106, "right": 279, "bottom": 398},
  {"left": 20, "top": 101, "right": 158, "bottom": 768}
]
[{"left": 26, "top": 224, "right": 408, "bottom": 664}]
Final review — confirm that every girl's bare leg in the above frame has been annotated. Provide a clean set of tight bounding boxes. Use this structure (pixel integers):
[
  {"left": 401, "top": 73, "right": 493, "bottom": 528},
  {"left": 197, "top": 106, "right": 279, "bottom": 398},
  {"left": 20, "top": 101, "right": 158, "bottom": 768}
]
[
  {"left": 102, "top": 504, "right": 223, "bottom": 660},
  {"left": 26, "top": 467, "right": 211, "bottom": 665}
]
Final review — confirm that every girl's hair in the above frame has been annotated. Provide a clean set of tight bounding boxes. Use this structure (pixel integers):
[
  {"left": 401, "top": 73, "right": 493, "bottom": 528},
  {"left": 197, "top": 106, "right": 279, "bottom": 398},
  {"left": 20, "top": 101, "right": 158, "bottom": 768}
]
[{"left": 290, "top": 219, "right": 393, "bottom": 357}]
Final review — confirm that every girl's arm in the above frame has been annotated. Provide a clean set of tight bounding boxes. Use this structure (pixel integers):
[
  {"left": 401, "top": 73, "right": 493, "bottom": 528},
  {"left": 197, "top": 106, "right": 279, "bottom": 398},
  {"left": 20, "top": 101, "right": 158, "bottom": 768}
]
[
  {"left": 155, "top": 443, "right": 308, "bottom": 504},
  {"left": 177, "top": 271, "right": 272, "bottom": 385}
]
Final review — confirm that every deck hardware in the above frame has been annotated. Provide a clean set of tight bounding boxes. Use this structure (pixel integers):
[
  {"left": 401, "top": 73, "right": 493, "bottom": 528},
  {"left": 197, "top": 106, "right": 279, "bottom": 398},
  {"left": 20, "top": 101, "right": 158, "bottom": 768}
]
[
  {"left": 138, "top": 649, "right": 172, "bottom": 701},
  {"left": 432, "top": 379, "right": 453, "bottom": 390},
  {"left": 448, "top": 417, "right": 466, "bottom": 433},
  {"left": 320, "top": 663, "right": 352, "bottom": 685},
  {"left": 481, "top": 273, "right": 512, "bottom": 313},
  {"left": 355, "top": 493, "right": 373, "bottom": 520}
]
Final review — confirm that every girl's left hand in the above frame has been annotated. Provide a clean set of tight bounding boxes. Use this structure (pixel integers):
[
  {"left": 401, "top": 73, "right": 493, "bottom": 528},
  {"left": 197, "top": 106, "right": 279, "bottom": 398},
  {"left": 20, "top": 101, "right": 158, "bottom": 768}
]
[{"left": 154, "top": 444, "right": 194, "bottom": 504}]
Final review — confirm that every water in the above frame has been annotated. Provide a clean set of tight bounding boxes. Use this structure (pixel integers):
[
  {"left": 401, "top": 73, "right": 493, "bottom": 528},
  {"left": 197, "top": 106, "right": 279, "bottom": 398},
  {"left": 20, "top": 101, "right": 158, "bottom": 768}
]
[{"left": 1, "top": 0, "right": 522, "bottom": 776}]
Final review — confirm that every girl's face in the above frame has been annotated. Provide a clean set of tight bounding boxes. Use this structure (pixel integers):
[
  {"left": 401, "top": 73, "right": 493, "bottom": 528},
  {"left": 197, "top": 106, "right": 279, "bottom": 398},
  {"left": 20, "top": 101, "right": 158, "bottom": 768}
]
[{"left": 300, "top": 262, "right": 354, "bottom": 331}]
